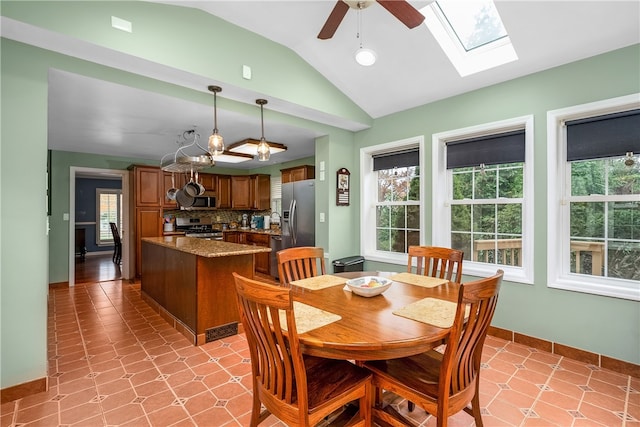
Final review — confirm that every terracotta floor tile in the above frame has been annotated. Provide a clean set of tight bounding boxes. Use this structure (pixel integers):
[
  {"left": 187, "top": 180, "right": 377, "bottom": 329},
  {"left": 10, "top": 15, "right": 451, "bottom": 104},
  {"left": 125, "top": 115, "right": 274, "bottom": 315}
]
[
  {"left": 8, "top": 279, "right": 637, "bottom": 427},
  {"left": 146, "top": 404, "right": 191, "bottom": 426},
  {"left": 58, "top": 401, "right": 103, "bottom": 425},
  {"left": 191, "top": 406, "right": 235, "bottom": 426},
  {"left": 103, "top": 402, "right": 147, "bottom": 425}
]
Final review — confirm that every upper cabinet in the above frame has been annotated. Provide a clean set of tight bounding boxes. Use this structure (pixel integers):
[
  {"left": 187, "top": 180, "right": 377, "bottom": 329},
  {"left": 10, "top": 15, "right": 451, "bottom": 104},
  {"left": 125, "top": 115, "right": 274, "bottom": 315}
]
[
  {"left": 231, "top": 174, "right": 271, "bottom": 210},
  {"left": 217, "top": 175, "right": 232, "bottom": 209},
  {"left": 251, "top": 174, "right": 270, "bottom": 210},
  {"left": 281, "top": 165, "right": 315, "bottom": 183},
  {"left": 198, "top": 173, "right": 217, "bottom": 194},
  {"left": 136, "top": 166, "right": 163, "bottom": 206}
]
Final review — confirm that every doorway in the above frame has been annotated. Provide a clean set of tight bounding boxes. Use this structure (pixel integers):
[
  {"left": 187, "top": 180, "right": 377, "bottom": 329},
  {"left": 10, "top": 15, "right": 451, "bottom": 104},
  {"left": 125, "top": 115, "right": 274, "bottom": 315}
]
[{"left": 69, "top": 167, "right": 131, "bottom": 286}]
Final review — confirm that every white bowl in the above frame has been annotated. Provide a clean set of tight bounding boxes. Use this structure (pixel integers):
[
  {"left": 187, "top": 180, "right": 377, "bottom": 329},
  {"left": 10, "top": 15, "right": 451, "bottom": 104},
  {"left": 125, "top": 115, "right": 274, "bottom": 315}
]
[{"left": 346, "top": 276, "right": 392, "bottom": 297}]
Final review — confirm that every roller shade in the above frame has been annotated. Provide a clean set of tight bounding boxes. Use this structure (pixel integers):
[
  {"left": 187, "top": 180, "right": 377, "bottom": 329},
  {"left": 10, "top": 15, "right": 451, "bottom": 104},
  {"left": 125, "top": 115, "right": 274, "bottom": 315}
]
[
  {"left": 566, "top": 109, "right": 640, "bottom": 161},
  {"left": 446, "top": 130, "right": 525, "bottom": 169},
  {"left": 373, "top": 148, "right": 419, "bottom": 171}
]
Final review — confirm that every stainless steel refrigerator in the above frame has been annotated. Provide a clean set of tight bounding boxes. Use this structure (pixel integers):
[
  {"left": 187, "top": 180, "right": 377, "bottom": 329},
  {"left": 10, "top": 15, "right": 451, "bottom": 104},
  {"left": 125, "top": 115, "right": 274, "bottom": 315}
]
[
  {"left": 269, "top": 179, "right": 316, "bottom": 279},
  {"left": 282, "top": 179, "right": 315, "bottom": 248}
]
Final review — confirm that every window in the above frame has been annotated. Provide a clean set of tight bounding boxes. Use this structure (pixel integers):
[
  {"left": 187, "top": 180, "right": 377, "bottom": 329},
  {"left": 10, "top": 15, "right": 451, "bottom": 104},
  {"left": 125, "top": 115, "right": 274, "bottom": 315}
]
[
  {"left": 421, "top": 0, "right": 517, "bottom": 76},
  {"left": 433, "top": 116, "right": 534, "bottom": 283},
  {"left": 361, "top": 136, "right": 425, "bottom": 264},
  {"left": 97, "top": 188, "right": 122, "bottom": 246},
  {"left": 547, "top": 95, "right": 640, "bottom": 301},
  {"left": 271, "top": 176, "right": 282, "bottom": 215}
]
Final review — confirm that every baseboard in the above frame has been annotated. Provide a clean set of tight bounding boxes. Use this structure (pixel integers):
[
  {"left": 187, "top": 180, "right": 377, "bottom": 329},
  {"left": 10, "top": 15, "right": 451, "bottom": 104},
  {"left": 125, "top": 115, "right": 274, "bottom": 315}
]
[
  {"left": 488, "top": 326, "right": 639, "bottom": 378},
  {"left": 1, "top": 377, "right": 47, "bottom": 404},
  {"left": 49, "top": 281, "right": 69, "bottom": 289}
]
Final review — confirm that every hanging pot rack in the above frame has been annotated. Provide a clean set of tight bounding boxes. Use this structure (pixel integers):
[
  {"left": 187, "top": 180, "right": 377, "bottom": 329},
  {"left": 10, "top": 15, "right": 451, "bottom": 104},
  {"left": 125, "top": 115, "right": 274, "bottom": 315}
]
[{"left": 160, "top": 130, "right": 214, "bottom": 173}]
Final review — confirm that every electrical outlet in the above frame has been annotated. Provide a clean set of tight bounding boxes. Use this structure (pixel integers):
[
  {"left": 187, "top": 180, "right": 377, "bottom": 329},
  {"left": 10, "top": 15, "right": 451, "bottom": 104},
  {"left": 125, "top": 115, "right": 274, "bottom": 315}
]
[{"left": 319, "top": 212, "right": 325, "bottom": 222}]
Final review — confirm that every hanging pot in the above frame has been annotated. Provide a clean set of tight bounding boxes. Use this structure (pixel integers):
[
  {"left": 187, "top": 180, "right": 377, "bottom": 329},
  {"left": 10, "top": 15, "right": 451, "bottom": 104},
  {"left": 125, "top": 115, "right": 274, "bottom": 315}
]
[
  {"left": 166, "top": 173, "right": 178, "bottom": 201},
  {"left": 183, "top": 169, "right": 200, "bottom": 197},
  {"left": 175, "top": 189, "right": 195, "bottom": 207},
  {"left": 195, "top": 171, "right": 206, "bottom": 195}
]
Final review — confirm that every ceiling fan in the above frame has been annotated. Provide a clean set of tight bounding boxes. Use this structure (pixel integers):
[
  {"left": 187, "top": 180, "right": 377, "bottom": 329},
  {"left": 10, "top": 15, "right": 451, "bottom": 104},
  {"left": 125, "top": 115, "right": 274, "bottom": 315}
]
[{"left": 318, "top": 0, "right": 425, "bottom": 40}]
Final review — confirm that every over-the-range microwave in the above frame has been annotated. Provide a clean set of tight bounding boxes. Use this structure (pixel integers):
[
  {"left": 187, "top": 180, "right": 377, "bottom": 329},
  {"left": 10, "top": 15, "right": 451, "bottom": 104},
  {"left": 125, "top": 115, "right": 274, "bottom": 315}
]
[{"left": 180, "top": 196, "right": 217, "bottom": 210}]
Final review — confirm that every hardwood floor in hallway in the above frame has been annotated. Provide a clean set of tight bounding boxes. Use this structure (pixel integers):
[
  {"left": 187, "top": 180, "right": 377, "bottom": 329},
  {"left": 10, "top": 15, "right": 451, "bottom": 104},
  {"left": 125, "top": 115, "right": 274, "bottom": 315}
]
[{"left": 75, "top": 252, "right": 121, "bottom": 284}]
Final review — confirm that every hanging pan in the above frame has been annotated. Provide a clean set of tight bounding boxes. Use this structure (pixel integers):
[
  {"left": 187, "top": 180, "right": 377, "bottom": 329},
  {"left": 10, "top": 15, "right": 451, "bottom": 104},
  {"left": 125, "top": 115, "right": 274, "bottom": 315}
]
[{"left": 175, "top": 189, "right": 195, "bottom": 207}]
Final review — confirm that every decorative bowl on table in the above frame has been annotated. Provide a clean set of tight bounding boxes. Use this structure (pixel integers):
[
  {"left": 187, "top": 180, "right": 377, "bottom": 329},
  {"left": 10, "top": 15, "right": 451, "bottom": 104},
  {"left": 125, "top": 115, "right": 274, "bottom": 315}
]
[{"left": 346, "top": 276, "right": 392, "bottom": 297}]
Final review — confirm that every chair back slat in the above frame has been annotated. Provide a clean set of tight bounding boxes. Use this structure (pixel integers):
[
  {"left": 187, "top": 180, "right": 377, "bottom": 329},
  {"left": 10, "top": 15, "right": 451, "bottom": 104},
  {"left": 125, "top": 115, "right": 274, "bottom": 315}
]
[
  {"left": 408, "top": 246, "right": 463, "bottom": 283},
  {"left": 277, "top": 247, "right": 326, "bottom": 286},
  {"left": 233, "top": 274, "right": 307, "bottom": 410},
  {"left": 441, "top": 270, "right": 503, "bottom": 397}
]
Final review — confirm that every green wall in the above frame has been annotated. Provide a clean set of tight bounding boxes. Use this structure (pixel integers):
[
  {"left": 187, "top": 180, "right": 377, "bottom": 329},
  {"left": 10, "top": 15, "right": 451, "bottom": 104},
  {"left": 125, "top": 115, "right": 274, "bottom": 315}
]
[{"left": 356, "top": 45, "right": 640, "bottom": 365}]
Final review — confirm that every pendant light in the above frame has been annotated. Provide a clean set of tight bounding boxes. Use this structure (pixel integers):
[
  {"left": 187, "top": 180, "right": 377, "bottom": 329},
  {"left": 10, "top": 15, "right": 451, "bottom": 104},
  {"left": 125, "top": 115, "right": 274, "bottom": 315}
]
[
  {"left": 207, "top": 85, "right": 224, "bottom": 156},
  {"left": 256, "top": 99, "right": 270, "bottom": 162},
  {"left": 354, "top": 2, "right": 376, "bottom": 66}
]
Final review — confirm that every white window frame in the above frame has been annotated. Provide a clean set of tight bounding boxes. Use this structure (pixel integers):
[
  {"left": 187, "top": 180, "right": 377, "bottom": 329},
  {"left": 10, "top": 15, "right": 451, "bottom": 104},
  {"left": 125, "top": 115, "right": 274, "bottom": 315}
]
[
  {"left": 432, "top": 115, "right": 534, "bottom": 283},
  {"left": 96, "top": 188, "right": 122, "bottom": 246},
  {"left": 420, "top": 1, "right": 518, "bottom": 77},
  {"left": 547, "top": 94, "right": 640, "bottom": 301},
  {"left": 270, "top": 176, "right": 282, "bottom": 215},
  {"left": 361, "top": 136, "right": 425, "bottom": 265}
]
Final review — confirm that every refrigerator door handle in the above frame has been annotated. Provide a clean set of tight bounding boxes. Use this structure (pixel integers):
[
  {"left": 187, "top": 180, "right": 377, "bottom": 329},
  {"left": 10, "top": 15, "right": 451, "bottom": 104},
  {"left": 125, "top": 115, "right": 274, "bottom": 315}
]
[{"left": 290, "top": 199, "right": 297, "bottom": 246}]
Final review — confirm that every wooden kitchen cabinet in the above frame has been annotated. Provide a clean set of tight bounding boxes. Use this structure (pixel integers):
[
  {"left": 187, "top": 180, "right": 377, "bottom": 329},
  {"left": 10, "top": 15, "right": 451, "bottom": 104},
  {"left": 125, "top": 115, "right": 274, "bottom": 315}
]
[
  {"left": 217, "top": 175, "right": 232, "bottom": 208},
  {"left": 251, "top": 174, "right": 271, "bottom": 210},
  {"left": 136, "top": 166, "right": 163, "bottom": 206},
  {"left": 231, "top": 176, "right": 252, "bottom": 209},
  {"left": 135, "top": 207, "right": 163, "bottom": 277},
  {"left": 198, "top": 173, "right": 216, "bottom": 194},
  {"left": 281, "top": 165, "right": 315, "bottom": 183},
  {"left": 223, "top": 231, "right": 239, "bottom": 244},
  {"left": 245, "top": 232, "right": 271, "bottom": 274}
]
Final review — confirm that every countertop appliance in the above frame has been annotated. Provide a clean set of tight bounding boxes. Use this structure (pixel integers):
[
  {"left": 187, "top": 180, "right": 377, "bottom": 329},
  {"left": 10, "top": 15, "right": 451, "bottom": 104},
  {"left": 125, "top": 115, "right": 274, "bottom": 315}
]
[
  {"left": 175, "top": 217, "right": 223, "bottom": 240},
  {"left": 281, "top": 178, "right": 315, "bottom": 249}
]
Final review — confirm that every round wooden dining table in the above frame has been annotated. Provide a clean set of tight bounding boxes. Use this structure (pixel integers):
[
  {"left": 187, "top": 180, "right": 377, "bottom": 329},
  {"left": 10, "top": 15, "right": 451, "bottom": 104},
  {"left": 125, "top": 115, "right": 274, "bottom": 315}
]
[{"left": 292, "top": 271, "right": 461, "bottom": 361}]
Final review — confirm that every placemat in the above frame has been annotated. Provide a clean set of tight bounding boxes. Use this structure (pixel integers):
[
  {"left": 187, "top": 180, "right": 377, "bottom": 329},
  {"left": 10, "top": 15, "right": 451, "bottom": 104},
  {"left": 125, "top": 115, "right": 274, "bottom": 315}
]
[
  {"left": 290, "top": 274, "right": 346, "bottom": 290},
  {"left": 278, "top": 302, "right": 341, "bottom": 334},
  {"left": 393, "top": 298, "right": 468, "bottom": 328},
  {"left": 389, "top": 272, "right": 448, "bottom": 288}
]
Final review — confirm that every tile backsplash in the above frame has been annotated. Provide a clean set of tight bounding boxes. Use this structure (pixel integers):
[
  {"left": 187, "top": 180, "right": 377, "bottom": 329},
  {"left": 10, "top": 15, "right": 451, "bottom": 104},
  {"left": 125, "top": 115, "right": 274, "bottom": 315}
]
[{"left": 164, "top": 209, "right": 272, "bottom": 225}]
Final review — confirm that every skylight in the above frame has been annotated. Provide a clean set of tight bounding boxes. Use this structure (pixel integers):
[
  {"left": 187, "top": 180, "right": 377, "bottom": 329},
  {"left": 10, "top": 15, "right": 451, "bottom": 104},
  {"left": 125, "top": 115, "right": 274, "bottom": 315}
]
[{"left": 422, "top": 0, "right": 518, "bottom": 77}]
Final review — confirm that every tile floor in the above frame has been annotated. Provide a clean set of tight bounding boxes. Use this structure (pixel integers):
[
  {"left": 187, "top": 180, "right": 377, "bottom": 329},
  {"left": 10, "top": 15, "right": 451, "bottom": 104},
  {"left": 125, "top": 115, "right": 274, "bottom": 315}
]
[{"left": 1, "top": 279, "right": 638, "bottom": 427}]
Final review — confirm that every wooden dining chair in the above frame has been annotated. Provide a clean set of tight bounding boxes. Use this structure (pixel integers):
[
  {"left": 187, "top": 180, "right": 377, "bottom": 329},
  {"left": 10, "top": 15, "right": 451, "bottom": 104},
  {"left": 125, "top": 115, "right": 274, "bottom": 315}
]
[
  {"left": 232, "top": 272, "right": 372, "bottom": 426},
  {"left": 408, "top": 246, "right": 463, "bottom": 283},
  {"left": 277, "top": 246, "right": 326, "bottom": 286},
  {"left": 109, "top": 222, "right": 122, "bottom": 264},
  {"left": 364, "top": 269, "right": 504, "bottom": 427}
]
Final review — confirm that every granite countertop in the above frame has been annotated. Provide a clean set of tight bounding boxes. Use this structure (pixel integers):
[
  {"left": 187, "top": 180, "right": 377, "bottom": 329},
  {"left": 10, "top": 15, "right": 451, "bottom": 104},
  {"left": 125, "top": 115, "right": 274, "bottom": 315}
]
[{"left": 143, "top": 236, "right": 272, "bottom": 258}]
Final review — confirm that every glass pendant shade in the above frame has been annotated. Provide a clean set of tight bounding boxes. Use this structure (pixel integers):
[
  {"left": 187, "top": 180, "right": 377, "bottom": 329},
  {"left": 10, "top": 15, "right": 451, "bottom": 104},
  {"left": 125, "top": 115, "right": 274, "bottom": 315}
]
[
  {"left": 208, "top": 131, "right": 224, "bottom": 156},
  {"left": 257, "top": 137, "right": 271, "bottom": 161},
  {"left": 207, "top": 85, "right": 224, "bottom": 156}
]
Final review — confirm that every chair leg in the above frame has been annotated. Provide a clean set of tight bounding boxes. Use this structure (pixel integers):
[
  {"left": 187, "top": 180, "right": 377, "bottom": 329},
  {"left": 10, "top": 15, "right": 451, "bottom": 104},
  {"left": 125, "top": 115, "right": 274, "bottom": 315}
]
[{"left": 407, "top": 401, "right": 415, "bottom": 412}]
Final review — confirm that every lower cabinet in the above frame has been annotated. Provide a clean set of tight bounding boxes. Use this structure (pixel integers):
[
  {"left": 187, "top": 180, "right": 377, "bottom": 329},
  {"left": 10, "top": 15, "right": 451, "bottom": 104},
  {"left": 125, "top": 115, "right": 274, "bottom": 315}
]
[
  {"left": 246, "top": 233, "right": 270, "bottom": 274},
  {"left": 135, "top": 207, "right": 162, "bottom": 277},
  {"left": 224, "top": 231, "right": 271, "bottom": 275}
]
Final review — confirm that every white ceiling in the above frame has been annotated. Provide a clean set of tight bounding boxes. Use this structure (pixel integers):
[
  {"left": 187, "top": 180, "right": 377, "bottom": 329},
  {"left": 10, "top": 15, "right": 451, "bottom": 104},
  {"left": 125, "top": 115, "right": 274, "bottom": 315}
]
[{"left": 5, "top": 1, "right": 640, "bottom": 170}]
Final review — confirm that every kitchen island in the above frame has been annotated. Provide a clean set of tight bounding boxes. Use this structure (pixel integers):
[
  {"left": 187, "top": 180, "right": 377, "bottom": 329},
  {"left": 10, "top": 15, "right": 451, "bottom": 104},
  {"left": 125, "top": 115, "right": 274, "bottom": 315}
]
[{"left": 141, "top": 236, "right": 271, "bottom": 345}]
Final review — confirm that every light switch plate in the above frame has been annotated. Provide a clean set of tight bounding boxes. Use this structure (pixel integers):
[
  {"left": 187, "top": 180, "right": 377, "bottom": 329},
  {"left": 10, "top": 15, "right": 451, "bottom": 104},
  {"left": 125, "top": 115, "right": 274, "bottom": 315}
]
[
  {"left": 319, "top": 171, "right": 325, "bottom": 181},
  {"left": 63, "top": 213, "right": 69, "bottom": 221},
  {"left": 242, "top": 65, "right": 252, "bottom": 80},
  {"left": 319, "top": 212, "right": 325, "bottom": 222},
  {"left": 320, "top": 161, "right": 325, "bottom": 171}
]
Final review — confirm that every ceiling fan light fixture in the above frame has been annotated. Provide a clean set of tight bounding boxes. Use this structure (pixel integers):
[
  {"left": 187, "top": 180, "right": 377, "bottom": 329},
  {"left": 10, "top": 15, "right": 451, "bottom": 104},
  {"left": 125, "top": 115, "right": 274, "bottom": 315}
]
[
  {"left": 207, "top": 85, "right": 225, "bottom": 156},
  {"left": 355, "top": 47, "right": 377, "bottom": 66}
]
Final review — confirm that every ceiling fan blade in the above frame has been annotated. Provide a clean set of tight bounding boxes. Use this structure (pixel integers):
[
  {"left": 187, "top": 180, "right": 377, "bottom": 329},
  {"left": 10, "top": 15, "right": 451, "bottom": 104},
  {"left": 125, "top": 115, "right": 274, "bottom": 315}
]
[
  {"left": 318, "top": 1, "right": 350, "bottom": 39},
  {"left": 377, "top": 0, "right": 425, "bottom": 29}
]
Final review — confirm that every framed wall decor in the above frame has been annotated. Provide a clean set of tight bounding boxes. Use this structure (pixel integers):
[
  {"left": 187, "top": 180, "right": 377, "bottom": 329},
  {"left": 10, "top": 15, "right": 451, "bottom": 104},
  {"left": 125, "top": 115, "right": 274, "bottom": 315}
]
[{"left": 336, "top": 168, "right": 350, "bottom": 206}]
